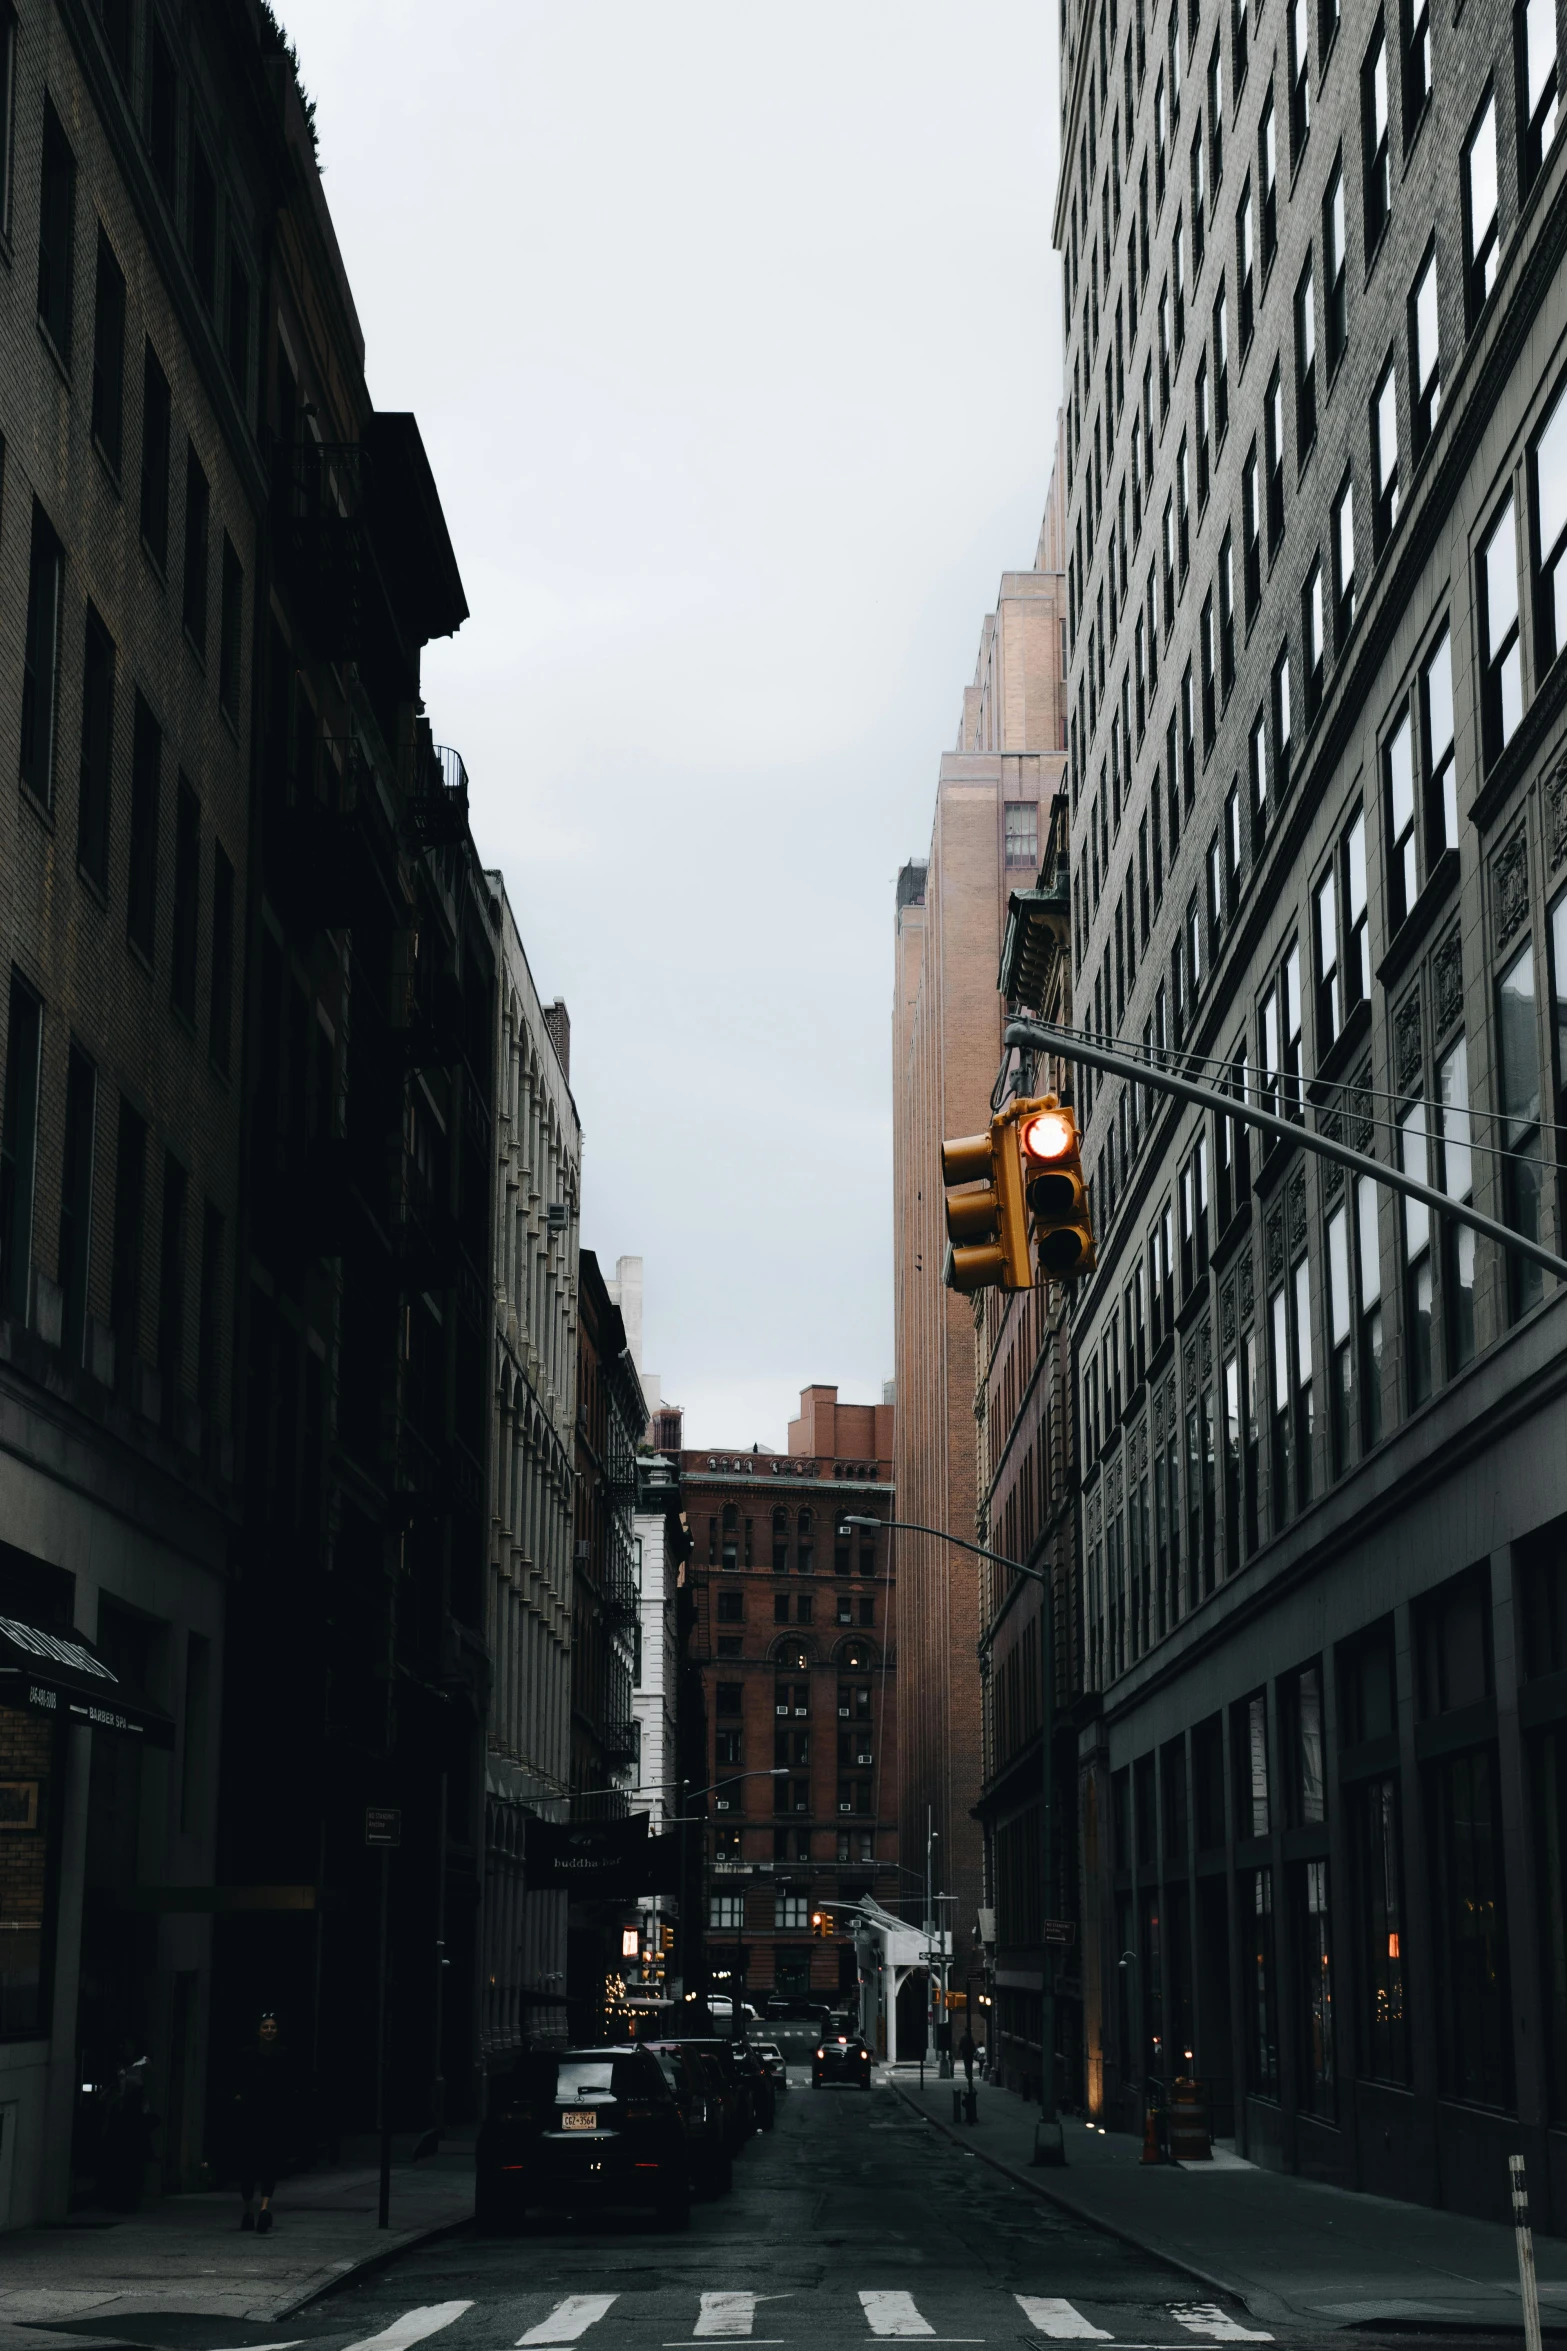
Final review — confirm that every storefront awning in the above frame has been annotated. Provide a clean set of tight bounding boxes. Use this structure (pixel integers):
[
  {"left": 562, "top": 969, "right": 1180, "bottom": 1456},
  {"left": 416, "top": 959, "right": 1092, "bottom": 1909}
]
[{"left": 0, "top": 1615, "right": 175, "bottom": 1748}]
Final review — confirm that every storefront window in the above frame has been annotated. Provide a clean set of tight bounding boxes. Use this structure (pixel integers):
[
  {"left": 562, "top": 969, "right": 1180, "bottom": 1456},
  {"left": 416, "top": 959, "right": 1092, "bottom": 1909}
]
[
  {"left": 0, "top": 1705, "right": 57, "bottom": 2037},
  {"left": 1355, "top": 1776, "right": 1409, "bottom": 2082},
  {"left": 1295, "top": 1859, "right": 1335, "bottom": 2116},
  {"left": 1427, "top": 1746, "right": 1513, "bottom": 2108},
  {"left": 1244, "top": 1866, "right": 1278, "bottom": 2095}
]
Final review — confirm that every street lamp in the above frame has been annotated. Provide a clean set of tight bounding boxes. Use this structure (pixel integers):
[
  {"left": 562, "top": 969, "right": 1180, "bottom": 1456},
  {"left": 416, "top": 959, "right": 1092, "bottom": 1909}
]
[{"left": 841, "top": 1511, "right": 1066, "bottom": 2168}]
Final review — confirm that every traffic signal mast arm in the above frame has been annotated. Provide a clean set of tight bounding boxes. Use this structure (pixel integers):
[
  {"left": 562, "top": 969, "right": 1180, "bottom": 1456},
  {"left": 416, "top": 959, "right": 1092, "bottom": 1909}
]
[{"left": 1003, "top": 1016, "right": 1567, "bottom": 1285}]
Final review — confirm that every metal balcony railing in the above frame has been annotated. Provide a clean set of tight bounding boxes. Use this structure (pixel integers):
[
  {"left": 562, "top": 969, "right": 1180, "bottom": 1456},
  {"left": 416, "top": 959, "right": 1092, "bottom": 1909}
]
[{"left": 405, "top": 742, "right": 470, "bottom": 849}]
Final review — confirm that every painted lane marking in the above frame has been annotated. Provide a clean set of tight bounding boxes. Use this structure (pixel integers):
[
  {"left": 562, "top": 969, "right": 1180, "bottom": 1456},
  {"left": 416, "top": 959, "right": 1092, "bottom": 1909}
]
[
  {"left": 344, "top": 2310, "right": 473, "bottom": 2351},
  {"left": 1169, "top": 2305, "right": 1274, "bottom": 2342},
  {"left": 518, "top": 2298, "right": 620, "bottom": 2346},
  {"left": 696, "top": 2298, "right": 763, "bottom": 2339},
  {"left": 1015, "top": 2298, "right": 1113, "bottom": 2340}
]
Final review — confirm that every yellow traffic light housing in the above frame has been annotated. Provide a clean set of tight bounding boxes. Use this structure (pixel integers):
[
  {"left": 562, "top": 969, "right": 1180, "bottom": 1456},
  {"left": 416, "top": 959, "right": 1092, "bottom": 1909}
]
[
  {"left": 941, "top": 1113, "right": 1031, "bottom": 1293},
  {"left": 1018, "top": 1098, "right": 1097, "bottom": 1278},
  {"left": 811, "top": 1909, "right": 834, "bottom": 1939}
]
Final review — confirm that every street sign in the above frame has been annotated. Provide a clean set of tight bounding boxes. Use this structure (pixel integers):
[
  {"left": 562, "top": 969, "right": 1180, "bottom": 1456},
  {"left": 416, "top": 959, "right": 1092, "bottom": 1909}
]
[
  {"left": 365, "top": 1807, "right": 402, "bottom": 1848},
  {"left": 1043, "top": 1919, "right": 1075, "bottom": 1944}
]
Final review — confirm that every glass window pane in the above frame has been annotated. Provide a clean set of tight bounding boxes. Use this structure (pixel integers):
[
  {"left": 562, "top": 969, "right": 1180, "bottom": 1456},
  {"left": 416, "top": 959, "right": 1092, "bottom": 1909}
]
[
  {"left": 1347, "top": 812, "right": 1367, "bottom": 921},
  {"left": 1485, "top": 499, "right": 1519, "bottom": 647},
  {"left": 1425, "top": 630, "right": 1454, "bottom": 767},
  {"left": 1376, "top": 369, "right": 1397, "bottom": 492},
  {"left": 1295, "top": 1256, "right": 1312, "bottom": 1386},
  {"left": 1440, "top": 1035, "right": 1472, "bottom": 1201},
  {"left": 1538, "top": 381, "right": 1567, "bottom": 563},
  {"left": 1499, "top": 943, "right": 1540, "bottom": 1139},
  {"left": 1552, "top": 889, "right": 1567, "bottom": 1099},
  {"left": 1328, "top": 1206, "right": 1351, "bottom": 1345},
  {"left": 1416, "top": 256, "right": 1439, "bottom": 389},
  {"left": 1272, "top": 1286, "right": 1289, "bottom": 1410},
  {"left": 1357, "top": 1174, "right": 1382, "bottom": 1307},
  {"left": 1468, "top": 98, "right": 1498, "bottom": 242},
  {"left": 1388, "top": 712, "right": 1414, "bottom": 834},
  {"left": 1400, "top": 1101, "right": 1429, "bottom": 1256}
]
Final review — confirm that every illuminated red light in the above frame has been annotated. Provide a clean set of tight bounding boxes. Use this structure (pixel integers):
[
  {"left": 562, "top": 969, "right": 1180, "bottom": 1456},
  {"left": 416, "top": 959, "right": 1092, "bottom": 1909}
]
[{"left": 1020, "top": 1110, "right": 1073, "bottom": 1162}]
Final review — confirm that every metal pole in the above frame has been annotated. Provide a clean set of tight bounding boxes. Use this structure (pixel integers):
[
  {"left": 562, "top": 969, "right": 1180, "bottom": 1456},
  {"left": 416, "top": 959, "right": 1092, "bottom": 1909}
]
[
  {"left": 376, "top": 1844, "right": 391, "bottom": 2229},
  {"left": 433, "top": 1769, "right": 448, "bottom": 2140},
  {"left": 1035, "top": 1559, "right": 1062, "bottom": 2163},
  {"left": 1512, "top": 2154, "right": 1544, "bottom": 2351},
  {"left": 1003, "top": 1017, "right": 1567, "bottom": 1284}
]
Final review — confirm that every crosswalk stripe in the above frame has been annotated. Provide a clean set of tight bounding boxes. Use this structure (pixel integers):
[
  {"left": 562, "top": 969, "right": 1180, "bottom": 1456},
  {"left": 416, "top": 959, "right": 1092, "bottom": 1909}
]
[
  {"left": 518, "top": 2298, "right": 620, "bottom": 2346},
  {"left": 1169, "top": 2305, "right": 1273, "bottom": 2343},
  {"left": 344, "top": 2309, "right": 473, "bottom": 2351},
  {"left": 696, "top": 2295, "right": 762, "bottom": 2338},
  {"left": 1015, "top": 2297, "right": 1112, "bottom": 2340},
  {"left": 859, "top": 2294, "right": 934, "bottom": 2339}
]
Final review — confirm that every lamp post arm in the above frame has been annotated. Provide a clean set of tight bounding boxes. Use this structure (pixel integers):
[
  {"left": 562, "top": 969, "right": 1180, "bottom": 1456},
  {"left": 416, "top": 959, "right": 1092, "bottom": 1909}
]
[{"left": 839, "top": 1515, "right": 1043, "bottom": 1583}]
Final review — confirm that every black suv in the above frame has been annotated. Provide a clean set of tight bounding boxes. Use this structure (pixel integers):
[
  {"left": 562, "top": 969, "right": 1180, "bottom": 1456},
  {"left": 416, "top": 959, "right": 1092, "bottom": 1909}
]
[
  {"left": 812, "top": 2030, "right": 872, "bottom": 2088},
  {"left": 476, "top": 2044, "right": 690, "bottom": 2232}
]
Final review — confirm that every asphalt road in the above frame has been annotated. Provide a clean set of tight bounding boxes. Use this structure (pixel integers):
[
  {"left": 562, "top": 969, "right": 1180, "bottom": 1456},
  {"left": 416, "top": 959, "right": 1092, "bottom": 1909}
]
[{"left": 69, "top": 2072, "right": 1281, "bottom": 2351}]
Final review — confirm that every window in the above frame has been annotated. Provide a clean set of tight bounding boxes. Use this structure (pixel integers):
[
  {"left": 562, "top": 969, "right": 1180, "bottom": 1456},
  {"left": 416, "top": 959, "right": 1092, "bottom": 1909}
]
[
  {"left": 1290, "top": 0, "right": 1311, "bottom": 158},
  {"left": 1498, "top": 940, "right": 1545, "bottom": 1319},
  {"left": 1439, "top": 1034, "right": 1476, "bottom": 1369},
  {"left": 1242, "top": 443, "right": 1261, "bottom": 620},
  {"left": 1196, "top": 356, "right": 1210, "bottom": 507},
  {"left": 716, "top": 1588, "right": 742, "bottom": 1623},
  {"left": 226, "top": 242, "right": 251, "bottom": 395},
  {"left": 37, "top": 99, "right": 76, "bottom": 363},
  {"left": 1478, "top": 496, "right": 1521, "bottom": 768},
  {"left": 110, "top": 1096, "right": 146, "bottom": 1359},
  {"left": 1260, "top": 86, "right": 1278, "bottom": 268},
  {"left": 1295, "top": 257, "right": 1317, "bottom": 462},
  {"left": 1519, "top": 0, "right": 1560, "bottom": 190},
  {"left": 1162, "top": 494, "right": 1176, "bottom": 627},
  {"left": 58, "top": 1044, "right": 96, "bottom": 1367},
  {"left": 1464, "top": 94, "right": 1499, "bottom": 329},
  {"left": 183, "top": 442, "right": 211, "bottom": 657},
  {"left": 1249, "top": 708, "right": 1270, "bottom": 852},
  {"left": 1356, "top": 1173, "right": 1384, "bottom": 1445},
  {"left": 775, "top": 1893, "right": 808, "bottom": 1930},
  {"left": 1363, "top": 19, "right": 1391, "bottom": 253},
  {"left": 1303, "top": 558, "right": 1324, "bottom": 720},
  {"left": 1005, "top": 801, "right": 1039, "bottom": 865},
  {"left": 128, "top": 691, "right": 162, "bottom": 964},
  {"left": 1344, "top": 809, "right": 1369, "bottom": 1008},
  {"left": 1324, "top": 160, "right": 1347, "bottom": 373},
  {"left": 710, "top": 1894, "right": 744, "bottom": 1930},
  {"left": 1265, "top": 363, "right": 1286, "bottom": 553},
  {"left": 219, "top": 537, "right": 244, "bottom": 724},
  {"left": 1332, "top": 474, "right": 1356, "bottom": 645},
  {"left": 1209, "top": 36, "right": 1224, "bottom": 181},
  {"left": 0, "top": 975, "right": 43, "bottom": 1323},
  {"left": 1273, "top": 642, "right": 1294, "bottom": 799},
  {"left": 188, "top": 131, "right": 217, "bottom": 311},
  {"left": 1191, "top": 127, "right": 1206, "bottom": 270},
  {"left": 1372, "top": 357, "right": 1400, "bottom": 554},
  {"left": 1233, "top": 0, "right": 1249, "bottom": 88},
  {"left": 1326, "top": 1201, "right": 1353, "bottom": 1469},
  {"left": 210, "top": 844, "right": 234, "bottom": 1076},
  {"left": 1355, "top": 1776, "right": 1408, "bottom": 2079},
  {"left": 1400, "top": 1097, "right": 1433, "bottom": 1404},
  {"left": 1385, "top": 707, "right": 1418, "bottom": 930},
  {"left": 1219, "top": 528, "right": 1236, "bottom": 696},
  {"left": 78, "top": 605, "right": 115, "bottom": 893},
  {"left": 1532, "top": 375, "right": 1567, "bottom": 675},
  {"left": 1201, "top": 591, "right": 1216, "bottom": 748},
  {"left": 1238, "top": 179, "right": 1255, "bottom": 348},
  {"left": 1410, "top": 246, "right": 1440, "bottom": 457},
  {"left": 20, "top": 504, "right": 64, "bottom": 810},
  {"left": 1213, "top": 280, "right": 1229, "bottom": 441},
  {"left": 1260, "top": 939, "right": 1302, "bottom": 1119},
  {"left": 140, "top": 343, "right": 171, "bottom": 571},
  {"left": 91, "top": 227, "right": 126, "bottom": 475},
  {"left": 1245, "top": 1868, "right": 1279, "bottom": 2093},
  {"left": 1405, "top": 0, "right": 1432, "bottom": 137},
  {"left": 1422, "top": 625, "right": 1456, "bottom": 859},
  {"left": 148, "top": 21, "right": 177, "bottom": 199},
  {"left": 1160, "top": 279, "right": 1173, "bottom": 415},
  {"left": 1315, "top": 862, "right": 1341, "bottom": 1050}
]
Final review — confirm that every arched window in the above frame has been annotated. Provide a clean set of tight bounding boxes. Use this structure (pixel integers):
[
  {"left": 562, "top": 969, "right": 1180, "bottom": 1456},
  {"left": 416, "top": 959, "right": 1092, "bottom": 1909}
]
[
  {"left": 797, "top": 1508, "right": 814, "bottom": 1574},
  {"left": 772, "top": 1506, "right": 788, "bottom": 1571}
]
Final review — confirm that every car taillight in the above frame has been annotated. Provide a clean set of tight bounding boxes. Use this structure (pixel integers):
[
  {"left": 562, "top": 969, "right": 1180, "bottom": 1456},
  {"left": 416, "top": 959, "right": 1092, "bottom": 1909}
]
[
  {"left": 816, "top": 2047, "right": 825, "bottom": 2058},
  {"left": 624, "top": 2104, "right": 655, "bottom": 2119}
]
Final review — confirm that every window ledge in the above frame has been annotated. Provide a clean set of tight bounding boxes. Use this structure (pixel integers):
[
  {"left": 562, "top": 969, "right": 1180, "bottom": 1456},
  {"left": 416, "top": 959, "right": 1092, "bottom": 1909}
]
[
  {"left": 18, "top": 779, "right": 56, "bottom": 831},
  {"left": 1470, "top": 650, "right": 1567, "bottom": 833},
  {"left": 1375, "top": 847, "right": 1459, "bottom": 988}
]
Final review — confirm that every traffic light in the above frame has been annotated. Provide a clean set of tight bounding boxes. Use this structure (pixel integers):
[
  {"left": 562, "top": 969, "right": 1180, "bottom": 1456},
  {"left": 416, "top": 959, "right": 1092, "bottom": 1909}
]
[
  {"left": 941, "top": 1112, "right": 1031, "bottom": 1293},
  {"left": 811, "top": 1909, "right": 834, "bottom": 1939},
  {"left": 1017, "top": 1098, "right": 1096, "bottom": 1278}
]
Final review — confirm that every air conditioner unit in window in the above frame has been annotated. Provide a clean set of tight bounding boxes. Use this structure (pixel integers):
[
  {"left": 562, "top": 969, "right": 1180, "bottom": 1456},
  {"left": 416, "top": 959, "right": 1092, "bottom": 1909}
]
[
  {"left": 776, "top": 1703, "right": 789, "bottom": 1715},
  {"left": 839, "top": 1800, "right": 851, "bottom": 1813},
  {"left": 794, "top": 1705, "right": 808, "bottom": 1716},
  {"left": 715, "top": 1798, "right": 730, "bottom": 1811},
  {"left": 838, "top": 1705, "right": 849, "bottom": 1717}
]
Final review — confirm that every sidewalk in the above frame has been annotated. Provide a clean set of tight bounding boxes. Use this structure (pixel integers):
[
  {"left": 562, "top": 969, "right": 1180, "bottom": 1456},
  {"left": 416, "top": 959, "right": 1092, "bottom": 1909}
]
[
  {"left": 0, "top": 2141, "right": 476, "bottom": 2339},
  {"left": 886, "top": 2070, "right": 1567, "bottom": 2333}
]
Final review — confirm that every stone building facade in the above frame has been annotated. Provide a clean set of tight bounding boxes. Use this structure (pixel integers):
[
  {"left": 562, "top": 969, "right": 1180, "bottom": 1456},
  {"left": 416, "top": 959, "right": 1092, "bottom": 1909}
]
[
  {"left": 0, "top": 0, "right": 273, "bottom": 2222},
  {"left": 1058, "top": 0, "right": 1567, "bottom": 2223},
  {"left": 687, "top": 1387, "right": 900, "bottom": 2023},
  {"left": 480, "top": 883, "right": 579, "bottom": 2064},
  {"left": 891, "top": 447, "right": 1069, "bottom": 2014}
]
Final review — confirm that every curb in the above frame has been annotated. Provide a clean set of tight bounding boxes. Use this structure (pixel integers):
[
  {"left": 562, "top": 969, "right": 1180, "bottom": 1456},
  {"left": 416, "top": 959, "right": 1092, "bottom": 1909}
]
[
  {"left": 273, "top": 2209, "right": 474, "bottom": 2319},
  {"left": 884, "top": 2079, "right": 1273, "bottom": 2321}
]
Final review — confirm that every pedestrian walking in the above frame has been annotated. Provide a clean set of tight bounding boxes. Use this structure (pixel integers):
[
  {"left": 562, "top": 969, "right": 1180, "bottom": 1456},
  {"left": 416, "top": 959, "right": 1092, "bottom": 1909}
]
[
  {"left": 959, "top": 2028, "right": 976, "bottom": 2088},
  {"left": 234, "top": 2011, "right": 292, "bottom": 2234}
]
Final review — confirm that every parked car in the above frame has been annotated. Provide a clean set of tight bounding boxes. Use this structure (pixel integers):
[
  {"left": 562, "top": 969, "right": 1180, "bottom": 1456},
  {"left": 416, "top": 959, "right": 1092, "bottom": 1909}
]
[
  {"left": 643, "top": 2041, "right": 733, "bottom": 2197},
  {"left": 475, "top": 2044, "right": 690, "bottom": 2232},
  {"left": 678, "top": 2037, "right": 756, "bottom": 2147},
  {"left": 813, "top": 2030, "right": 872, "bottom": 2088},
  {"left": 754, "top": 2041, "right": 788, "bottom": 2089}
]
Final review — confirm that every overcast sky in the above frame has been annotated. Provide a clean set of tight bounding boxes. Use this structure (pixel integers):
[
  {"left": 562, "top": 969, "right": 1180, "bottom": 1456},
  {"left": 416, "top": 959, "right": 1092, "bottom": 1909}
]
[{"left": 284, "top": 0, "right": 1062, "bottom": 1447}]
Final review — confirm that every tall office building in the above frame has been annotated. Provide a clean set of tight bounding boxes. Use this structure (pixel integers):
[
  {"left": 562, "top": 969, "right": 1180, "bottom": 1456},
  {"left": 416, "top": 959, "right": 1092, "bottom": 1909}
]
[{"left": 1061, "top": 0, "right": 1567, "bottom": 2215}]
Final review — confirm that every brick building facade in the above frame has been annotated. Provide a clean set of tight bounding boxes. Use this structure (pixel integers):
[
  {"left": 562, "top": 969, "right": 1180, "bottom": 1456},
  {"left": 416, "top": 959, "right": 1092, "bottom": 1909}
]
[
  {"left": 687, "top": 1386, "right": 899, "bottom": 2021},
  {"left": 891, "top": 450, "right": 1069, "bottom": 2020}
]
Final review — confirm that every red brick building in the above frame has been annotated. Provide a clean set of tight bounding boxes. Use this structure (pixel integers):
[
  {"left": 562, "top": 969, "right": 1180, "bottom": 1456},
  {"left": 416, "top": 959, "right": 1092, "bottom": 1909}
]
[{"left": 686, "top": 1386, "right": 899, "bottom": 2018}]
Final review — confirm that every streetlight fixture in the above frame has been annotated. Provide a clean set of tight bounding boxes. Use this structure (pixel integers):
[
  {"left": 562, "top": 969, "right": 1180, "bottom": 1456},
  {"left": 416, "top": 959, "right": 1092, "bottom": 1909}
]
[{"left": 840, "top": 1511, "right": 1066, "bottom": 2168}]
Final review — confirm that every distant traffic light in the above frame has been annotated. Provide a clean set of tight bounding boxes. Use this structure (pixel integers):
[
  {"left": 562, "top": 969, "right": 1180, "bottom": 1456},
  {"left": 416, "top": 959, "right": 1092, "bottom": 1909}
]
[
  {"left": 940, "top": 1115, "right": 1030, "bottom": 1293},
  {"left": 811, "top": 1909, "right": 834, "bottom": 1939},
  {"left": 1018, "top": 1098, "right": 1096, "bottom": 1278}
]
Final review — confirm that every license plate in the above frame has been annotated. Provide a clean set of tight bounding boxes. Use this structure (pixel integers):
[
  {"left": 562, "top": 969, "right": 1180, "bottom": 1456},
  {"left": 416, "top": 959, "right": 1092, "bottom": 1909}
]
[{"left": 561, "top": 2109, "right": 597, "bottom": 2131}]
